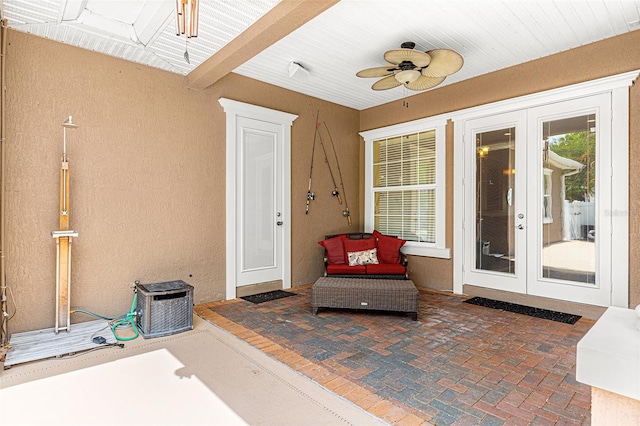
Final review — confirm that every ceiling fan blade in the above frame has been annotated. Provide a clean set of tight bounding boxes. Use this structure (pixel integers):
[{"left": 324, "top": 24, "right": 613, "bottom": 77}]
[
  {"left": 405, "top": 75, "right": 446, "bottom": 91},
  {"left": 372, "top": 75, "right": 403, "bottom": 91},
  {"left": 422, "top": 49, "right": 464, "bottom": 77},
  {"left": 356, "top": 65, "right": 396, "bottom": 78},
  {"left": 384, "top": 48, "right": 431, "bottom": 67}
]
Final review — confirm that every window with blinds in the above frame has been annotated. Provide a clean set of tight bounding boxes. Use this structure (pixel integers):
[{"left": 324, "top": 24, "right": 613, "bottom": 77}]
[{"left": 372, "top": 130, "right": 437, "bottom": 243}]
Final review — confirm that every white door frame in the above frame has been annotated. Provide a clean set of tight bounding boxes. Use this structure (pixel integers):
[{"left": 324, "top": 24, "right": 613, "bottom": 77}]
[
  {"left": 219, "top": 98, "right": 297, "bottom": 300},
  {"left": 453, "top": 71, "right": 638, "bottom": 308}
]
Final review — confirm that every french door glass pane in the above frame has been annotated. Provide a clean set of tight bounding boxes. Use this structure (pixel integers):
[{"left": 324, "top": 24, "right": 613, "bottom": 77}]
[
  {"left": 475, "top": 127, "right": 516, "bottom": 274},
  {"left": 541, "top": 114, "right": 596, "bottom": 284}
]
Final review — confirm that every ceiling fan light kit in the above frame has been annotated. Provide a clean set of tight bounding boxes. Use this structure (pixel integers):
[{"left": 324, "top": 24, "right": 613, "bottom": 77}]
[
  {"left": 357, "top": 41, "right": 463, "bottom": 91},
  {"left": 395, "top": 69, "right": 421, "bottom": 85}
]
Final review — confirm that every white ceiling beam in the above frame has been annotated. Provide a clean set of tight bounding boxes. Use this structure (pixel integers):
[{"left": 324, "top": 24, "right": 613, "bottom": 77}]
[
  {"left": 134, "top": 0, "right": 173, "bottom": 46},
  {"left": 186, "top": 0, "right": 340, "bottom": 90},
  {"left": 60, "top": 0, "right": 87, "bottom": 22}
]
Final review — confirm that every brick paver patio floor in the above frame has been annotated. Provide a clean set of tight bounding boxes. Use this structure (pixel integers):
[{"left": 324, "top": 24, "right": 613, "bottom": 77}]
[{"left": 194, "top": 285, "right": 593, "bottom": 425}]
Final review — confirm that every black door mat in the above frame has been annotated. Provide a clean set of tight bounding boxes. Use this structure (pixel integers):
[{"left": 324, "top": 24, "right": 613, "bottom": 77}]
[
  {"left": 463, "top": 297, "right": 581, "bottom": 324},
  {"left": 240, "top": 290, "right": 297, "bottom": 304}
]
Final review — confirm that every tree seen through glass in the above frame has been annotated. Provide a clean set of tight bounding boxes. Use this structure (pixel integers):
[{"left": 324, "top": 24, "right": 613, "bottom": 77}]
[{"left": 549, "top": 130, "right": 595, "bottom": 202}]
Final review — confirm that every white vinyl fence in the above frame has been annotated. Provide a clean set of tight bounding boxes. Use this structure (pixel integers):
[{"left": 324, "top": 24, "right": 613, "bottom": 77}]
[{"left": 563, "top": 200, "right": 595, "bottom": 240}]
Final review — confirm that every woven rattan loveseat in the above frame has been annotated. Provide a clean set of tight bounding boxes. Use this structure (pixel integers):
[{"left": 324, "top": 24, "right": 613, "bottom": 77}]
[{"left": 313, "top": 231, "right": 418, "bottom": 320}]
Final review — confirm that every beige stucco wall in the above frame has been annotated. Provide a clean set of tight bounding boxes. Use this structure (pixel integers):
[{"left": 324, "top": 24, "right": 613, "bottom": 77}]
[
  {"left": 591, "top": 387, "right": 640, "bottom": 425},
  {"left": 4, "top": 28, "right": 640, "bottom": 335},
  {"left": 360, "top": 30, "right": 640, "bottom": 307},
  {"left": 5, "top": 30, "right": 359, "bottom": 334}
]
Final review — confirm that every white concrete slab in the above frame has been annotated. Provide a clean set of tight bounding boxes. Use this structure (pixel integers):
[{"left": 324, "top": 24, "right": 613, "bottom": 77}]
[
  {"left": 577, "top": 306, "right": 640, "bottom": 401},
  {"left": 1, "top": 316, "right": 383, "bottom": 425}
]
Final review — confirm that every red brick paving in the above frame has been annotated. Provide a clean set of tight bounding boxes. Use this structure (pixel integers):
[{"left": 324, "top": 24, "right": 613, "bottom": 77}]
[{"left": 195, "top": 286, "right": 593, "bottom": 425}]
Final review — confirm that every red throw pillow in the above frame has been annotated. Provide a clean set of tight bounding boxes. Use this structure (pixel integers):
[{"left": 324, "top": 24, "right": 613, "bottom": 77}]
[
  {"left": 373, "top": 230, "right": 406, "bottom": 264},
  {"left": 342, "top": 237, "right": 376, "bottom": 257},
  {"left": 318, "top": 234, "right": 347, "bottom": 264}
]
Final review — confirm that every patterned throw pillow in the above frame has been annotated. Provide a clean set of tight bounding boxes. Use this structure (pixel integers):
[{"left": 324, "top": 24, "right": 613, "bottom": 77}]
[{"left": 347, "top": 248, "right": 379, "bottom": 266}]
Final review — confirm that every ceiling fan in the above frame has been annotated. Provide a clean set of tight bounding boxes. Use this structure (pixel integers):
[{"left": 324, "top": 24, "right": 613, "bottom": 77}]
[{"left": 356, "top": 42, "right": 463, "bottom": 91}]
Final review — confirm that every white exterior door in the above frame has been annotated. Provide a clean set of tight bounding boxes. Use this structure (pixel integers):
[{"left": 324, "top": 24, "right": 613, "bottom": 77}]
[
  {"left": 461, "top": 92, "right": 619, "bottom": 307},
  {"left": 219, "top": 98, "right": 297, "bottom": 299},
  {"left": 463, "top": 110, "right": 528, "bottom": 294},
  {"left": 525, "top": 94, "right": 612, "bottom": 306},
  {"left": 236, "top": 117, "right": 283, "bottom": 286}
]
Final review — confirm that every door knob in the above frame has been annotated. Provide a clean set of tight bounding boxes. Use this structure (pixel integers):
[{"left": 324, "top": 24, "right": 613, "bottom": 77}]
[
  {"left": 276, "top": 221, "right": 283, "bottom": 226},
  {"left": 517, "top": 224, "right": 524, "bottom": 230}
]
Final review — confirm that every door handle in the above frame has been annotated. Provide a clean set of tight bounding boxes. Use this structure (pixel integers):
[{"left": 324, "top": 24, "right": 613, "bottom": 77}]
[
  {"left": 517, "top": 224, "right": 524, "bottom": 230},
  {"left": 276, "top": 221, "right": 283, "bottom": 226}
]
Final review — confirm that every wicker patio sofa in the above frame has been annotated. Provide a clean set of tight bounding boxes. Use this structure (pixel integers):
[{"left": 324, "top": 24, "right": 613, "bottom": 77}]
[{"left": 318, "top": 231, "right": 408, "bottom": 279}]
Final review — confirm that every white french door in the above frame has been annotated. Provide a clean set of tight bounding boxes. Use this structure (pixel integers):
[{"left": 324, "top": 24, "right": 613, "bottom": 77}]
[
  {"left": 525, "top": 94, "right": 612, "bottom": 306},
  {"left": 463, "top": 93, "right": 613, "bottom": 306},
  {"left": 463, "top": 110, "right": 527, "bottom": 294}
]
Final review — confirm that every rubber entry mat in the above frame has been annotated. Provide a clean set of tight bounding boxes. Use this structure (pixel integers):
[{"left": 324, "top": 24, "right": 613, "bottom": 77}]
[
  {"left": 463, "top": 297, "right": 582, "bottom": 324},
  {"left": 240, "top": 290, "right": 297, "bottom": 304}
]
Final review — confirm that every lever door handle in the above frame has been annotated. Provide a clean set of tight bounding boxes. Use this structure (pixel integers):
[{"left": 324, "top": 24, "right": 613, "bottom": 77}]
[{"left": 276, "top": 221, "right": 283, "bottom": 226}]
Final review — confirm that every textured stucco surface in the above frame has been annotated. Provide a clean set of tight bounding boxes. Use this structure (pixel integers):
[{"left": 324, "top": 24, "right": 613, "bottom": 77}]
[
  {"left": 5, "top": 31, "right": 359, "bottom": 333},
  {"left": 3, "top": 28, "right": 640, "bottom": 335},
  {"left": 360, "top": 30, "right": 640, "bottom": 307}
]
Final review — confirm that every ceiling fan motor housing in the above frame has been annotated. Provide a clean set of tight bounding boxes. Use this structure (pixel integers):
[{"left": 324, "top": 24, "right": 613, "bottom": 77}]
[{"left": 398, "top": 60, "right": 416, "bottom": 71}]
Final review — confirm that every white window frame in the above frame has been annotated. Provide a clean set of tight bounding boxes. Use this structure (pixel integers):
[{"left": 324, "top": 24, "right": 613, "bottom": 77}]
[{"left": 361, "top": 117, "right": 450, "bottom": 259}]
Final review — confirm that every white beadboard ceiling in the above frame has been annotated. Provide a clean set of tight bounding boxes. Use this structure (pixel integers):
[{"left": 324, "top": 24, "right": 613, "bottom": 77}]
[{"left": 1, "top": 0, "right": 639, "bottom": 110}]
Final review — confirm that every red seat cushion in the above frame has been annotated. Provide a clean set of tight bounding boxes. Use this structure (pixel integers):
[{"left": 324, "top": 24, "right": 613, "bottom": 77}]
[
  {"left": 373, "top": 230, "right": 406, "bottom": 264},
  {"left": 318, "top": 234, "right": 347, "bottom": 264},
  {"left": 365, "top": 263, "right": 407, "bottom": 275},
  {"left": 326, "top": 264, "right": 367, "bottom": 275}
]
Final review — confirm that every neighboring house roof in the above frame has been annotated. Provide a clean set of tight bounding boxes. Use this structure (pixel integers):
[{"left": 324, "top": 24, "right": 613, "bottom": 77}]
[{"left": 548, "top": 150, "right": 584, "bottom": 172}]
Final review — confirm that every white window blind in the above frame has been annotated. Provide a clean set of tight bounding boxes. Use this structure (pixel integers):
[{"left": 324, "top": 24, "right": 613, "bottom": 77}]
[
  {"left": 373, "top": 130, "right": 437, "bottom": 243},
  {"left": 362, "top": 117, "right": 448, "bottom": 259}
]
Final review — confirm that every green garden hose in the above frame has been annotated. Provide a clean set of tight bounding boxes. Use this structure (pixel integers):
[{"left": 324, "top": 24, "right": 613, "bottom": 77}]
[
  {"left": 70, "top": 288, "right": 139, "bottom": 341},
  {"left": 110, "top": 290, "right": 139, "bottom": 341}
]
